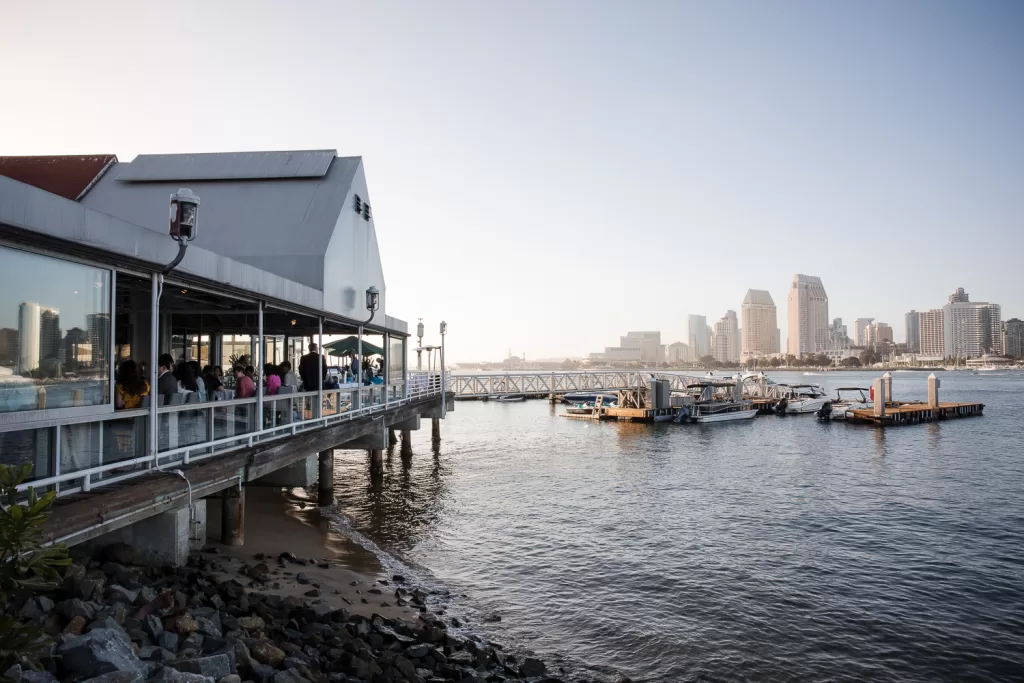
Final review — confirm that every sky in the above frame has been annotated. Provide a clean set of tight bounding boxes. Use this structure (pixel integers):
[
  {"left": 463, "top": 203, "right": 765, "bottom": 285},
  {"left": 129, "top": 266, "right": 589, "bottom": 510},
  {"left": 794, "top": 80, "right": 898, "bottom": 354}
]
[{"left": 3, "top": 0, "right": 1022, "bottom": 361}]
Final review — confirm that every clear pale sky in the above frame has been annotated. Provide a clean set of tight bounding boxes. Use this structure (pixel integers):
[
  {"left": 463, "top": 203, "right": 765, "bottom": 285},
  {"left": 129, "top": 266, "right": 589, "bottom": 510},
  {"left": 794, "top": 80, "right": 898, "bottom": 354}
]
[{"left": 3, "top": 1, "right": 1022, "bottom": 361}]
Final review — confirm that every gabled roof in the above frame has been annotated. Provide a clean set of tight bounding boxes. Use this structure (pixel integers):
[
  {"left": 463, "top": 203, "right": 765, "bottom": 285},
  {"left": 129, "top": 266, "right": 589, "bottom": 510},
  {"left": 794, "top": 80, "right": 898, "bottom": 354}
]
[{"left": 0, "top": 155, "right": 117, "bottom": 200}]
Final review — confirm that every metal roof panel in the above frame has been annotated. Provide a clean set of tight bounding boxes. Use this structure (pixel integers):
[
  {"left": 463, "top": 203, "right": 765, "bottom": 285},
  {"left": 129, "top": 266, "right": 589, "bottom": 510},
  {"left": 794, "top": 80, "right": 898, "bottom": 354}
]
[{"left": 116, "top": 150, "right": 336, "bottom": 181}]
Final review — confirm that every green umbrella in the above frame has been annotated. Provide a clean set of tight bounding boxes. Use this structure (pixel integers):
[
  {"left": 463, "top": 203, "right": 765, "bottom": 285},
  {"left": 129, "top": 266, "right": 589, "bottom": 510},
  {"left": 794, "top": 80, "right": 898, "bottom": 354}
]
[{"left": 322, "top": 336, "right": 384, "bottom": 357}]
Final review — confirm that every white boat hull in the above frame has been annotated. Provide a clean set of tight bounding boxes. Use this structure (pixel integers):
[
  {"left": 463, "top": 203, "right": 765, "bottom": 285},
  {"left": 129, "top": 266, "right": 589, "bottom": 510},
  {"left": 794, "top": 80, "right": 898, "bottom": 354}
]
[
  {"left": 691, "top": 409, "right": 758, "bottom": 423},
  {"left": 785, "top": 398, "right": 829, "bottom": 414}
]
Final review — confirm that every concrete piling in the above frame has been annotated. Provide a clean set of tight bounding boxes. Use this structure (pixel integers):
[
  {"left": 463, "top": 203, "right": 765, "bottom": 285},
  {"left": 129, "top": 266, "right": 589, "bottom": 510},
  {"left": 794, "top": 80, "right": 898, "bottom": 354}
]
[
  {"left": 388, "top": 429, "right": 398, "bottom": 447},
  {"left": 370, "top": 449, "right": 384, "bottom": 466},
  {"left": 317, "top": 449, "right": 334, "bottom": 506},
  {"left": 928, "top": 372, "right": 940, "bottom": 407},
  {"left": 431, "top": 418, "right": 441, "bottom": 440},
  {"left": 400, "top": 429, "right": 413, "bottom": 457},
  {"left": 221, "top": 487, "right": 244, "bottom": 546}
]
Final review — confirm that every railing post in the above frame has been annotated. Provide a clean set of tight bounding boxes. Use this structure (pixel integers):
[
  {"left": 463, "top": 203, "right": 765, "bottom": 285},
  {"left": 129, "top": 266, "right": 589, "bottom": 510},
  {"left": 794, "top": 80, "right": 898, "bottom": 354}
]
[
  {"left": 257, "top": 301, "right": 264, "bottom": 436},
  {"left": 356, "top": 326, "right": 363, "bottom": 410},
  {"left": 149, "top": 272, "right": 159, "bottom": 464},
  {"left": 317, "top": 317, "right": 324, "bottom": 420}
]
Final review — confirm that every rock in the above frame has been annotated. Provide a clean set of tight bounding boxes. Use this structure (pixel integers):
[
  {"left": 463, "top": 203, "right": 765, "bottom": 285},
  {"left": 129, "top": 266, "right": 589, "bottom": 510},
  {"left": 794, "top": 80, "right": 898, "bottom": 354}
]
[
  {"left": 236, "top": 617, "right": 265, "bottom": 632},
  {"left": 367, "top": 588, "right": 382, "bottom": 595},
  {"left": 79, "top": 671, "right": 144, "bottom": 683},
  {"left": 483, "top": 613, "right": 502, "bottom": 623},
  {"left": 172, "top": 655, "right": 231, "bottom": 680},
  {"left": 158, "top": 632, "right": 180, "bottom": 653},
  {"left": 86, "top": 616, "right": 126, "bottom": 635},
  {"left": 249, "top": 642, "right": 286, "bottom": 669},
  {"left": 148, "top": 669, "right": 215, "bottom": 683},
  {"left": 103, "top": 543, "right": 136, "bottom": 565},
  {"left": 65, "top": 616, "right": 87, "bottom": 636},
  {"left": 57, "top": 629, "right": 145, "bottom": 678},
  {"left": 520, "top": 657, "right": 546, "bottom": 677},
  {"left": 448, "top": 651, "right": 475, "bottom": 665},
  {"left": 278, "top": 553, "right": 297, "bottom": 564},
  {"left": 3, "top": 664, "right": 21, "bottom": 683},
  {"left": 138, "top": 586, "right": 159, "bottom": 606},
  {"left": 105, "top": 585, "right": 140, "bottom": 605},
  {"left": 302, "top": 590, "right": 319, "bottom": 598},
  {"left": 172, "top": 615, "right": 201, "bottom": 636},
  {"left": 450, "top": 617, "right": 461, "bottom": 627},
  {"left": 248, "top": 663, "right": 276, "bottom": 683},
  {"left": 21, "top": 671, "right": 57, "bottom": 683},
  {"left": 195, "top": 617, "right": 222, "bottom": 638},
  {"left": 269, "top": 668, "right": 309, "bottom": 683},
  {"left": 217, "top": 677, "right": 241, "bottom": 683},
  {"left": 57, "top": 598, "right": 97, "bottom": 622},
  {"left": 294, "top": 574, "right": 310, "bottom": 585},
  {"left": 405, "top": 643, "right": 430, "bottom": 659},
  {"left": 392, "top": 575, "right": 406, "bottom": 583},
  {"left": 144, "top": 614, "right": 164, "bottom": 640}
]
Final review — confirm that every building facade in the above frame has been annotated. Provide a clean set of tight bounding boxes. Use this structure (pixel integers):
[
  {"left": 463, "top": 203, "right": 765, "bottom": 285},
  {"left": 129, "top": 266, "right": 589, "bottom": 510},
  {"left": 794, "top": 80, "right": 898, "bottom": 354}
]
[
  {"left": 948, "top": 287, "right": 969, "bottom": 304},
  {"left": 852, "top": 318, "right": 874, "bottom": 346},
  {"left": 787, "top": 274, "right": 829, "bottom": 359},
  {"left": 711, "top": 310, "right": 739, "bottom": 363},
  {"left": 590, "top": 331, "right": 664, "bottom": 363},
  {"left": 1004, "top": 318, "right": 1024, "bottom": 358},
  {"left": 688, "top": 315, "right": 710, "bottom": 359},
  {"left": 905, "top": 310, "right": 920, "bottom": 353},
  {"left": 741, "top": 289, "right": 778, "bottom": 361},
  {"left": 919, "top": 309, "right": 945, "bottom": 357},
  {"left": 667, "top": 341, "right": 692, "bottom": 363},
  {"left": 944, "top": 302, "right": 1002, "bottom": 358}
]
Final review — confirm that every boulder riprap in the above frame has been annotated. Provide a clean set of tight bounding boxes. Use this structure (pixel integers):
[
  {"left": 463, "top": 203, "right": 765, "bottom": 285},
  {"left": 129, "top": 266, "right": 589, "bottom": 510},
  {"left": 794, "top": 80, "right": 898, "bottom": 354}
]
[{"left": 15, "top": 548, "right": 562, "bottom": 683}]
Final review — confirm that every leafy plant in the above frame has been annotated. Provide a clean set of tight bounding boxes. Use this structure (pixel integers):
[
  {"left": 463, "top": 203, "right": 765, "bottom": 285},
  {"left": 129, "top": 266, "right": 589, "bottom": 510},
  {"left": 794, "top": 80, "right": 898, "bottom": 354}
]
[
  {"left": 228, "top": 353, "right": 251, "bottom": 369},
  {"left": 0, "top": 463, "right": 71, "bottom": 671}
]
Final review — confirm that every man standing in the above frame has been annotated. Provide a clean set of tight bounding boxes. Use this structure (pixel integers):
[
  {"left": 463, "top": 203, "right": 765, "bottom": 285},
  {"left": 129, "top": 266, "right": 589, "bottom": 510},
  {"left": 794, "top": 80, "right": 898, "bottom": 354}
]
[
  {"left": 157, "top": 353, "right": 178, "bottom": 403},
  {"left": 349, "top": 351, "right": 361, "bottom": 385},
  {"left": 299, "top": 343, "right": 327, "bottom": 391}
]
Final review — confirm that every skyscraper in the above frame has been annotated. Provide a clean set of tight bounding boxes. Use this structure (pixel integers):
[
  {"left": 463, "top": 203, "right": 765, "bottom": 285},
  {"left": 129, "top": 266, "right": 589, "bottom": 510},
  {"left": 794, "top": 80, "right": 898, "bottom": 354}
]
[
  {"left": 919, "top": 309, "right": 945, "bottom": 357},
  {"left": 688, "top": 315, "right": 710, "bottom": 358},
  {"left": 828, "top": 318, "right": 849, "bottom": 347},
  {"left": 741, "top": 289, "right": 778, "bottom": 360},
  {"left": 948, "top": 287, "right": 969, "bottom": 304},
  {"left": 87, "top": 313, "right": 110, "bottom": 367},
  {"left": 39, "top": 308, "right": 61, "bottom": 362},
  {"left": 1004, "top": 319, "right": 1023, "bottom": 358},
  {"left": 853, "top": 318, "right": 874, "bottom": 346},
  {"left": 943, "top": 301, "right": 1001, "bottom": 358},
  {"left": 905, "top": 310, "right": 921, "bottom": 353},
  {"left": 17, "top": 302, "right": 60, "bottom": 375},
  {"left": 787, "top": 274, "right": 828, "bottom": 359},
  {"left": 712, "top": 310, "right": 739, "bottom": 363}
]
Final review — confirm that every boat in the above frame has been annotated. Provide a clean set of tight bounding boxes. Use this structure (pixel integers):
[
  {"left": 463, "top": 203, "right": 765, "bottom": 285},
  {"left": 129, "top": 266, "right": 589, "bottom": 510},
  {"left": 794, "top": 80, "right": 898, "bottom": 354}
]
[
  {"left": 816, "top": 387, "right": 872, "bottom": 421},
  {"left": 683, "top": 400, "right": 757, "bottom": 423},
  {"left": 565, "top": 400, "right": 617, "bottom": 415},
  {"left": 778, "top": 384, "right": 829, "bottom": 414},
  {"left": 494, "top": 394, "right": 526, "bottom": 402},
  {"left": 562, "top": 391, "right": 618, "bottom": 404}
]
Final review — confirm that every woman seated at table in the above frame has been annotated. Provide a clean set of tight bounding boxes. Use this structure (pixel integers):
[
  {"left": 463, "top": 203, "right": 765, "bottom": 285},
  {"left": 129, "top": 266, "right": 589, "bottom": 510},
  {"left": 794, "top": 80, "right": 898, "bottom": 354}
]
[
  {"left": 202, "top": 365, "right": 223, "bottom": 396},
  {"left": 115, "top": 360, "right": 149, "bottom": 409},
  {"left": 265, "top": 363, "right": 281, "bottom": 395}
]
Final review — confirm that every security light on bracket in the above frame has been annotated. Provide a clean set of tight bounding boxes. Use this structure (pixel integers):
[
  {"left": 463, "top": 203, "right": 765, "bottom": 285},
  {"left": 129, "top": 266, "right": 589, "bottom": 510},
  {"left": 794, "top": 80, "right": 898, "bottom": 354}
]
[
  {"left": 361, "top": 286, "right": 380, "bottom": 324},
  {"left": 163, "top": 188, "right": 200, "bottom": 273}
]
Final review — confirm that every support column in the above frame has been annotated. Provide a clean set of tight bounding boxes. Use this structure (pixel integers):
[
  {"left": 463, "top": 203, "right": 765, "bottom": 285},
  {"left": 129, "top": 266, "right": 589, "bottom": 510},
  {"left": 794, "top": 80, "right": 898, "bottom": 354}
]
[
  {"left": 221, "top": 487, "right": 244, "bottom": 546},
  {"left": 370, "top": 449, "right": 384, "bottom": 466},
  {"left": 389, "top": 429, "right": 398, "bottom": 447},
  {"left": 431, "top": 418, "right": 441, "bottom": 440},
  {"left": 927, "top": 372, "right": 940, "bottom": 407},
  {"left": 318, "top": 449, "right": 334, "bottom": 506},
  {"left": 400, "top": 430, "right": 412, "bottom": 457},
  {"left": 872, "top": 378, "right": 886, "bottom": 418},
  {"left": 882, "top": 371, "right": 892, "bottom": 405}
]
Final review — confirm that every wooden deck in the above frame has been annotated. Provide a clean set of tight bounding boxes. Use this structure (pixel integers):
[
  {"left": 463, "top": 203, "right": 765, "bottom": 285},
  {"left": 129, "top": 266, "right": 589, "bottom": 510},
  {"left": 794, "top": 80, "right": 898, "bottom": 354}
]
[{"left": 846, "top": 401, "right": 984, "bottom": 426}]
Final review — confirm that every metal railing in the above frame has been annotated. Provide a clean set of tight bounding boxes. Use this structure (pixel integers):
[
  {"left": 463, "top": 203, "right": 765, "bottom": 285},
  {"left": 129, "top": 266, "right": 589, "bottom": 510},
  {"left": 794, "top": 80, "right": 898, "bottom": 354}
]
[
  {"left": 9, "top": 372, "right": 445, "bottom": 496},
  {"left": 447, "top": 371, "right": 711, "bottom": 397}
]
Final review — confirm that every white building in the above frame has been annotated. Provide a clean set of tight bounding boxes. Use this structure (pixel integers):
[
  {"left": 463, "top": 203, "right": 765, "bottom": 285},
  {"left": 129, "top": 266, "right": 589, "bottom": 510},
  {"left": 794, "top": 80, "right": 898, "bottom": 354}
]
[
  {"left": 919, "top": 309, "right": 945, "bottom": 357},
  {"left": 944, "top": 301, "right": 1001, "bottom": 358},
  {"left": 712, "top": 310, "right": 740, "bottom": 363},
  {"left": 589, "top": 331, "right": 664, "bottom": 363},
  {"left": 905, "top": 310, "right": 920, "bottom": 353},
  {"left": 687, "top": 315, "right": 710, "bottom": 358},
  {"left": 787, "top": 274, "right": 829, "bottom": 359},
  {"left": 667, "top": 341, "right": 692, "bottom": 363},
  {"left": 741, "top": 289, "right": 778, "bottom": 361},
  {"left": 853, "top": 318, "right": 874, "bottom": 346},
  {"left": 17, "top": 302, "right": 42, "bottom": 374}
]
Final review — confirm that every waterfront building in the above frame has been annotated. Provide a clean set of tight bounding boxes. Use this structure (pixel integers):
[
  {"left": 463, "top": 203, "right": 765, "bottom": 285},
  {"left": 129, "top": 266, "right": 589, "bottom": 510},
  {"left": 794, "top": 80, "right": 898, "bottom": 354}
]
[
  {"left": 589, "top": 331, "right": 664, "bottom": 363},
  {"left": 905, "top": 310, "right": 920, "bottom": 353},
  {"left": 667, "top": 341, "right": 692, "bottom": 363},
  {"left": 853, "top": 318, "right": 874, "bottom": 346},
  {"left": 919, "top": 309, "right": 945, "bottom": 357},
  {"left": 1004, "top": 318, "right": 1023, "bottom": 358},
  {"left": 688, "top": 315, "right": 710, "bottom": 358},
  {"left": 741, "top": 290, "right": 778, "bottom": 361},
  {"left": 786, "top": 274, "right": 828, "bottom": 359},
  {"left": 944, "top": 301, "right": 1002, "bottom": 358},
  {"left": 864, "top": 322, "right": 893, "bottom": 346},
  {"left": 711, "top": 311, "right": 739, "bottom": 363}
]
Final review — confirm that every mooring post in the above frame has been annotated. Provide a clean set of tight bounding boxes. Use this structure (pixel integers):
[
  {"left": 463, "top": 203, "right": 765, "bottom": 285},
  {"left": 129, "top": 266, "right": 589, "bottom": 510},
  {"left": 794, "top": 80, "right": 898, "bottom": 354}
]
[
  {"left": 872, "top": 378, "right": 886, "bottom": 418},
  {"left": 400, "top": 429, "right": 413, "bottom": 456},
  {"left": 317, "top": 449, "right": 334, "bottom": 506},
  {"left": 221, "top": 486, "right": 245, "bottom": 546},
  {"left": 431, "top": 417, "right": 441, "bottom": 441},
  {"left": 927, "top": 372, "right": 940, "bottom": 408},
  {"left": 882, "top": 371, "right": 892, "bottom": 405}
]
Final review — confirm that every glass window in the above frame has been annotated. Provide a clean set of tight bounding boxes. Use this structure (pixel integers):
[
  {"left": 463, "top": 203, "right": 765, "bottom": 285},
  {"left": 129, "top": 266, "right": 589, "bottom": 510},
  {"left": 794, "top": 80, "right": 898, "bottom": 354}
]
[
  {"left": 390, "top": 336, "right": 405, "bottom": 384},
  {"left": 0, "top": 247, "right": 112, "bottom": 414}
]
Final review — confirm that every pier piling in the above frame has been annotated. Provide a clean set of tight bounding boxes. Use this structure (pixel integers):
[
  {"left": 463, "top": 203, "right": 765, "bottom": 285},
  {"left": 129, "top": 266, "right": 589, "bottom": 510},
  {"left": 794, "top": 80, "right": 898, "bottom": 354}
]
[
  {"left": 370, "top": 449, "right": 384, "bottom": 466},
  {"left": 400, "top": 429, "right": 413, "bottom": 456},
  {"left": 317, "top": 449, "right": 334, "bottom": 506},
  {"left": 221, "top": 487, "right": 245, "bottom": 546},
  {"left": 431, "top": 417, "right": 441, "bottom": 440},
  {"left": 389, "top": 429, "right": 398, "bottom": 447}
]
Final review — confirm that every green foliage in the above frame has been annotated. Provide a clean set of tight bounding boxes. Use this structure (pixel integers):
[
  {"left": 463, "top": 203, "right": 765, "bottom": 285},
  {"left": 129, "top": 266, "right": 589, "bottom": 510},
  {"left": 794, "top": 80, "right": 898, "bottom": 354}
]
[
  {"left": 0, "top": 463, "right": 71, "bottom": 671},
  {"left": 228, "top": 353, "right": 251, "bottom": 369}
]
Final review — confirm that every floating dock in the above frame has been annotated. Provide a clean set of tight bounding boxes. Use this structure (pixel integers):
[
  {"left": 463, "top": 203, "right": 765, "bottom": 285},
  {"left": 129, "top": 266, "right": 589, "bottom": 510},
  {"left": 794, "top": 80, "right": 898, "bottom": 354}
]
[{"left": 846, "top": 401, "right": 984, "bottom": 426}]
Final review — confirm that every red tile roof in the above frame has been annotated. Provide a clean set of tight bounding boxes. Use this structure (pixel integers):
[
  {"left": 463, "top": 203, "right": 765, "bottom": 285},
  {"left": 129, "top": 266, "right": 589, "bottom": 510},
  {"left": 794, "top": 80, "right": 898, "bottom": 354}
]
[{"left": 0, "top": 155, "right": 118, "bottom": 201}]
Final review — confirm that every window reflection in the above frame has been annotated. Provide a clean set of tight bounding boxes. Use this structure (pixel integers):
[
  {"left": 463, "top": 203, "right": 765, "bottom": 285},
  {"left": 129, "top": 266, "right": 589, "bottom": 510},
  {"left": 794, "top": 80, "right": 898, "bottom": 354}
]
[
  {"left": 0, "top": 246, "right": 111, "bottom": 413},
  {"left": 390, "top": 336, "right": 404, "bottom": 384}
]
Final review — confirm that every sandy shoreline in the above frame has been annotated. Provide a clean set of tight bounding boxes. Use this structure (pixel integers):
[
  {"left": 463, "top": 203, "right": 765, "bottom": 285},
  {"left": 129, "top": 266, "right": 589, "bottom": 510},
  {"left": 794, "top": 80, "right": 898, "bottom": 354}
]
[{"left": 205, "top": 486, "right": 420, "bottom": 623}]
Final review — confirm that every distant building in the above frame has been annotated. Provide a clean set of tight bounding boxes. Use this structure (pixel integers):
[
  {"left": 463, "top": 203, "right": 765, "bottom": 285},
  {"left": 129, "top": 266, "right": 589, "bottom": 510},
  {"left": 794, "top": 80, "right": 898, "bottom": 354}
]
[
  {"left": 828, "top": 317, "right": 850, "bottom": 347},
  {"left": 948, "top": 287, "right": 969, "bottom": 304},
  {"left": 787, "top": 274, "right": 828, "bottom": 359},
  {"left": 905, "top": 310, "right": 920, "bottom": 353},
  {"left": 944, "top": 301, "right": 1001, "bottom": 358},
  {"left": 741, "top": 289, "right": 778, "bottom": 361},
  {"left": 853, "top": 318, "right": 874, "bottom": 346},
  {"left": 0, "top": 328, "right": 17, "bottom": 367},
  {"left": 687, "top": 315, "right": 710, "bottom": 358},
  {"left": 872, "top": 322, "right": 894, "bottom": 344},
  {"left": 87, "top": 313, "right": 110, "bottom": 367},
  {"left": 1004, "top": 318, "right": 1023, "bottom": 358},
  {"left": 712, "top": 310, "right": 739, "bottom": 363},
  {"left": 589, "top": 331, "right": 664, "bottom": 363},
  {"left": 667, "top": 341, "right": 692, "bottom": 363},
  {"left": 919, "top": 309, "right": 945, "bottom": 357}
]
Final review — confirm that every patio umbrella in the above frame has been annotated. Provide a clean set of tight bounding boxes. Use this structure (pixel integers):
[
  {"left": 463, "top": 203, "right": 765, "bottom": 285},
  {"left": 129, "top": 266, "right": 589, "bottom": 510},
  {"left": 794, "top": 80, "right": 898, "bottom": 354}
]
[{"left": 322, "top": 336, "right": 385, "bottom": 357}]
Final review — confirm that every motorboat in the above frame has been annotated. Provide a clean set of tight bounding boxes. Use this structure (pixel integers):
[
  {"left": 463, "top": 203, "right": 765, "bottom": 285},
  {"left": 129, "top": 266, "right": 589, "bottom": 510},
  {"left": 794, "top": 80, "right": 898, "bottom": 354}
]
[
  {"left": 680, "top": 400, "right": 757, "bottom": 423},
  {"left": 565, "top": 400, "right": 618, "bottom": 414},
  {"left": 778, "top": 384, "right": 829, "bottom": 414},
  {"left": 562, "top": 391, "right": 618, "bottom": 404},
  {"left": 494, "top": 394, "right": 526, "bottom": 402},
  {"left": 816, "top": 387, "right": 872, "bottom": 421}
]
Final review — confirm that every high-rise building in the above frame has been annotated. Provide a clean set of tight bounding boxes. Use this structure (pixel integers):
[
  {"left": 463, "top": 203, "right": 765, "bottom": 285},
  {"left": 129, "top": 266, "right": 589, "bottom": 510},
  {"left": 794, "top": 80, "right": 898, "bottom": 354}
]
[
  {"left": 873, "top": 322, "right": 894, "bottom": 344},
  {"left": 17, "top": 302, "right": 42, "bottom": 374},
  {"left": 944, "top": 301, "right": 1001, "bottom": 358},
  {"left": 688, "top": 315, "right": 710, "bottom": 358},
  {"left": 787, "top": 274, "right": 828, "bottom": 359},
  {"left": 919, "top": 309, "right": 945, "bottom": 357},
  {"left": 1003, "top": 319, "right": 1024, "bottom": 358},
  {"left": 87, "top": 313, "right": 110, "bottom": 367},
  {"left": 948, "top": 287, "right": 969, "bottom": 304},
  {"left": 905, "top": 310, "right": 921, "bottom": 353},
  {"left": 853, "top": 318, "right": 874, "bottom": 346},
  {"left": 711, "top": 310, "right": 740, "bottom": 363},
  {"left": 0, "top": 328, "right": 17, "bottom": 367},
  {"left": 828, "top": 317, "right": 849, "bottom": 347},
  {"left": 741, "top": 289, "right": 778, "bottom": 360}
]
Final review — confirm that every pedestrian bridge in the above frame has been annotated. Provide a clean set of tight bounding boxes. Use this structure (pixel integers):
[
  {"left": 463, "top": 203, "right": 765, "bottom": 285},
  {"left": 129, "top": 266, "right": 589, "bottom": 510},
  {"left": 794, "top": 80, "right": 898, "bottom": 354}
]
[{"left": 449, "top": 371, "right": 718, "bottom": 398}]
